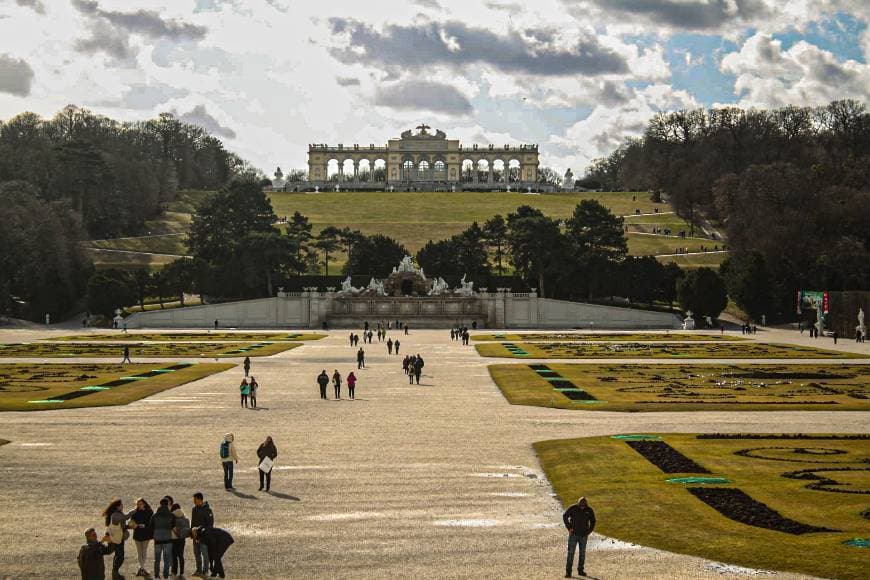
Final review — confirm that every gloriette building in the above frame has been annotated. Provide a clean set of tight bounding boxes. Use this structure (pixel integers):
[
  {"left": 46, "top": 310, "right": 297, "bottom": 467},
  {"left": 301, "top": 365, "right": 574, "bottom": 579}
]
[{"left": 305, "top": 124, "right": 541, "bottom": 191}]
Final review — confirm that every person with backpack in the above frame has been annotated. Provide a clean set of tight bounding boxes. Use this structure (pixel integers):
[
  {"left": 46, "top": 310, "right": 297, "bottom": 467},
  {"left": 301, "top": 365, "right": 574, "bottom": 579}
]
[
  {"left": 332, "top": 369, "right": 342, "bottom": 399},
  {"left": 220, "top": 434, "right": 239, "bottom": 490},
  {"left": 249, "top": 376, "right": 259, "bottom": 408},
  {"left": 78, "top": 527, "right": 115, "bottom": 580},
  {"left": 257, "top": 436, "right": 278, "bottom": 491},
  {"left": 192, "top": 527, "right": 234, "bottom": 579},
  {"left": 190, "top": 493, "right": 213, "bottom": 577},
  {"left": 317, "top": 370, "right": 329, "bottom": 399},
  {"left": 170, "top": 503, "right": 190, "bottom": 578},
  {"left": 129, "top": 498, "right": 153, "bottom": 578},
  {"left": 150, "top": 498, "right": 176, "bottom": 579},
  {"left": 347, "top": 372, "right": 357, "bottom": 399},
  {"left": 239, "top": 379, "right": 250, "bottom": 408},
  {"left": 242, "top": 356, "right": 251, "bottom": 377},
  {"left": 101, "top": 499, "right": 130, "bottom": 580}
]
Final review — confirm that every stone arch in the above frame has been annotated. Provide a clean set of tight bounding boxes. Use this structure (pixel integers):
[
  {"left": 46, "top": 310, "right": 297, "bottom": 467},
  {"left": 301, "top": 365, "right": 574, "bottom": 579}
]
[
  {"left": 508, "top": 158, "right": 521, "bottom": 183},
  {"left": 373, "top": 158, "right": 387, "bottom": 182},
  {"left": 461, "top": 159, "right": 475, "bottom": 182},
  {"left": 402, "top": 158, "right": 415, "bottom": 180},
  {"left": 341, "top": 159, "right": 354, "bottom": 182},
  {"left": 433, "top": 158, "right": 446, "bottom": 180},
  {"left": 492, "top": 159, "right": 505, "bottom": 183},
  {"left": 358, "top": 158, "right": 372, "bottom": 182},
  {"left": 476, "top": 158, "right": 490, "bottom": 182},
  {"left": 327, "top": 158, "right": 340, "bottom": 182}
]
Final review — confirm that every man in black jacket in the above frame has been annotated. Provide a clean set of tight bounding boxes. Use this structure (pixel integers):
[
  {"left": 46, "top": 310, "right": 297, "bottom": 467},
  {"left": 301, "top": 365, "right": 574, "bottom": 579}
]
[
  {"left": 190, "top": 493, "right": 214, "bottom": 577},
  {"left": 562, "top": 497, "right": 596, "bottom": 577},
  {"left": 193, "top": 526, "right": 234, "bottom": 578},
  {"left": 317, "top": 370, "right": 329, "bottom": 399},
  {"left": 78, "top": 528, "right": 115, "bottom": 580}
]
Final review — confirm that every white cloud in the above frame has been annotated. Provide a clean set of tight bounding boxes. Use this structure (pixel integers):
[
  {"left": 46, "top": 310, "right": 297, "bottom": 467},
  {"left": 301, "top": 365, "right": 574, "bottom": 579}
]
[{"left": 721, "top": 32, "right": 870, "bottom": 108}]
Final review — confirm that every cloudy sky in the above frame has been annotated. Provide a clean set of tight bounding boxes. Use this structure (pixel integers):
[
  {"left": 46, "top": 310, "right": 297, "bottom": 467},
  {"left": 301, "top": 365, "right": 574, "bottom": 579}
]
[{"left": 1, "top": 0, "right": 868, "bottom": 175}]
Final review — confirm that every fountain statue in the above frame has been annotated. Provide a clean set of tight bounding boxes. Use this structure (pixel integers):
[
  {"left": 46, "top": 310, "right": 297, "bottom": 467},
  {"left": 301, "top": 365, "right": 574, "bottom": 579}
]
[
  {"left": 814, "top": 297, "right": 825, "bottom": 336},
  {"left": 682, "top": 310, "right": 695, "bottom": 330},
  {"left": 338, "top": 276, "right": 360, "bottom": 296},
  {"left": 858, "top": 307, "right": 866, "bottom": 338},
  {"left": 455, "top": 274, "right": 474, "bottom": 297},
  {"left": 366, "top": 277, "right": 386, "bottom": 296},
  {"left": 428, "top": 277, "right": 450, "bottom": 296}
]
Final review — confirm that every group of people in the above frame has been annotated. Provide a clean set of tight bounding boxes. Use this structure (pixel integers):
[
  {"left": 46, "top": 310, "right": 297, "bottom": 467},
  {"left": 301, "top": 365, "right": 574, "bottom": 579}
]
[
  {"left": 81, "top": 492, "right": 233, "bottom": 579},
  {"left": 237, "top": 358, "right": 260, "bottom": 408},
  {"left": 450, "top": 326, "right": 471, "bottom": 345},
  {"left": 402, "top": 354, "right": 425, "bottom": 384},
  {"left": 316, "top": 369, "right": 359, "bottom": 399},
  {"left": 219, "top": 433, "right": 278, "bottom": 493}
]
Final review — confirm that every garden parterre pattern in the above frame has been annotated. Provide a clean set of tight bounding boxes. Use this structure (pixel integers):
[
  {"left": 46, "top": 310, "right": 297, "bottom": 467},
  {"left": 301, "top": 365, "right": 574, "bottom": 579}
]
[
  {"left": 472, "top": 332, "right": 747, "bottom": 342},
  {"left": 476, "top": 340, "right": 864, "bottom": 359},
  {"left": 489, "top": 363, "right": 870, "bottom": 411},
  {"left": 0, "top": 341, "right": 301, "bottom": 358},
  {"left": 535, "top": 434, "right": 870, "bottom": 580},
  {"left": 51, "top": 332, "right": 325, "bottom": 342}
]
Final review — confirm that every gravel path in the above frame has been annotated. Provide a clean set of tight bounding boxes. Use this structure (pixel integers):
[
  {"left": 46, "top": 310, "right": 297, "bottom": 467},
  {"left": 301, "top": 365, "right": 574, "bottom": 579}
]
[{"left": 1, "top": 328, "right": 865, "bottom": 578}]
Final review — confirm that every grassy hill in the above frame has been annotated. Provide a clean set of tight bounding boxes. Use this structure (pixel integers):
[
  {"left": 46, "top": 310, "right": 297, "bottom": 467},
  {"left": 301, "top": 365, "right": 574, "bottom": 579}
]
[{"left": 85, "top": 190, "right": 727, "bottom": 271}]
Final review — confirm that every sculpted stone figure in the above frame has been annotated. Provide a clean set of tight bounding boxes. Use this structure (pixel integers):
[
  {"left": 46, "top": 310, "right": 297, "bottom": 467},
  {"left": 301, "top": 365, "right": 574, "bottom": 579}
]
[
  {"left": 455, "top": 274, "right": 474, "bottom": 297},
  {"left": 428, "top": 277, "right": 450, "bottom": 296}
]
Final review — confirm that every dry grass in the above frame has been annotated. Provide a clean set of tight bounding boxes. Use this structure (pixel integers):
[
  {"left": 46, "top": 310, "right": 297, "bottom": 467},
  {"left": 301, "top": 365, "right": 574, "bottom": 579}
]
[{"left": 475, "top": 341, "right": 862, "bottom": 359}]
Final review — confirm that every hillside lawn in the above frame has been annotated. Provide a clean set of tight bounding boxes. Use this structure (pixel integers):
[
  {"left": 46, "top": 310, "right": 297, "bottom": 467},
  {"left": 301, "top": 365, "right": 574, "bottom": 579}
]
[
  {"left": 535, "top": 434, "right": 869, "bottom": 579},
  {"left": 657, "top": 252, "right": 729, "bottom": 269},
  {"left": 489, "top": 363, "right": 870, "bottom": 412},
  {"left": 0, "top": 362, "right": 233, "bottom": 411}
]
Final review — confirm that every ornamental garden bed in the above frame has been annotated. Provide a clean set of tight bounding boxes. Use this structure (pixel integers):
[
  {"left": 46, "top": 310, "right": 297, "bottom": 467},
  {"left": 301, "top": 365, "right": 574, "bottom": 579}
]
[
  {"left": 0, "top": 362, "right": 233, "bottom": 411},
  {"left": 476, "top": 341, "right": 863, "bottom": 359},
  {"left": 0, "top": 341, "right": 301, "bottom": 358},
  {"left": 535, "top": 433, "right": 870, "bottom": 579},
  {"left": 487, "top": 363, "right": 870, "bottom": 412},
  {"left": 51, "top": 332, "right": 325, "bottom": 342},
  {"left": 471, "top": 332, "right": 745, "bottom": 342}
]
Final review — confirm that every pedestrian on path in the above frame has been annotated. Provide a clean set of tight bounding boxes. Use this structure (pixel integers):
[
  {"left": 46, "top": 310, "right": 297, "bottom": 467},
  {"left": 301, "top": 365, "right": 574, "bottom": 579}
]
[
  {"left": 243, "top": 357, "right": 251, "bottom": 377},
  {"left": 357, "top": 348, "right": 365, "bottom": 369},
  {"left": 347, "top": 372, "right": 357, "bottom": 399},
  {"left": 394, "top": 339, "right": 400, "bottom": 355},
  {"left": 192, "top": 527, "right": 234, "bottom": 579},
  {"left": 332, "top": 369, "right": 342, "bottom": 399},
  {"left": 220, "top": 434, "right": 239, "bottom": 490},
  {"left": 563, "top": 497, "right": 596, "bottom": 578},
  {"left": 413, "top": 361, "right": 422, "bottom": 385},
  {"left": 170, "top": 503, "right": 190, "bottom": 578},
  {"left": 239, "top": 379, "right": 250, "bottom": 408},
  {"left": 129, "top": 498, "right": 153, "bottom": 577},
  {"left": 387, "top": 338, "right": 393, "bottom": 354},
  {"left": 833, "top": 330, "right": 839, "bottom": 344},
  {"left": 317, "top": 370, "right": 329, "bottom": 399},
  {"left": 150, "top": 498, "right": 175, "bottom": 580},
  {"left": 408, "top": 361, "right": 416, "bottom": 384},
  {"left": 402, "top": 355, "right": 410, "bottom": 374},
  {"left": 122, "top": 345, "right": 131, "bottom": 364},
  {"left": 349, "top": 332, "right": 354, "bottom": 347},
  {"left": 249, "top": 376, "right": 258, "bottom": 408},
  {"left": 101, "top": 499, "right": 130, "bottom": 580},
  {"left": 190, "top": 493, "right": 213, "bottom": 577},
  {"left": 257, "top": 436, "right": 278, "bottom": 492},
  {"left": 78, "top": 527, "right": 115, "bottom": 580}
]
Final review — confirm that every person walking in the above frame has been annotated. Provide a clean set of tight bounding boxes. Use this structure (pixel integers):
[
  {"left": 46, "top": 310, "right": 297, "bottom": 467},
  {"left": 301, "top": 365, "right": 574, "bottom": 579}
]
[
  {"left": 349, "top": 332, "right": 354, "bottom": 347},
  {"left": 192, "top": 527, "right": 234, "bottom": 579},
  {"left": 249, "top": 376, "right": 259, "bottom": 408},
  {"left": 150, "top": 498, "right": 175, "bottom": 580},
  {"left": 129, "top": 498, "right": 153, "bottom": 578},
  {"left": 121, "top": 345, "right": 131, "bottom": 364},
  {"left": 257, "top": 436, "right": 278, "bottom": 492},
  {"left": 387, "top": 338, "right": 393, "bottom": 355},
  {"left": 413, "top": 359, "right": 422, "bottom": 385},
  {"left": 562, "top": 497, "right": 596, "bottom": 577},
  {"left": 394, "top": 339, "right": 400, "bottom": 355},
  {"left": 404, "top": 324, "right": 409, "bottom": 335},
  {"left": 317, "top": 370, "right": 329, "bottom": 400},
  {"left": 78, "top": 527, "right": 115, "bottom": 580},
  {"left": 220, "top": 434, "right": 239, "bottom": 490},
  {"left": 332, "top": 369, "right": 342, "bottom": 399},
  {"left": 357, "top": 348, "right": 365, "bottom": 369},
  {"left": 239, "top": 379, "right": 250, "bottom": 408},
  {"left": 170, "top": 503, "right": 190, "bottom": 578},
  {"left": 190, "top": 493, "right": 213, "bottom": 577},
  {"left": 402, "top": 355, "right": 410, "bottom": 374},
  {"left": 101, "top": 499, "right": 130, "bottom": 580},
  {"left": 242, "top": 357, "right": 251, "bottom": 377},
  {"left": 408, "top": 360, "right": 416, "bottom": 385},
  {"left": 347, "top": 372, "right": 357, "bottom": 399}
]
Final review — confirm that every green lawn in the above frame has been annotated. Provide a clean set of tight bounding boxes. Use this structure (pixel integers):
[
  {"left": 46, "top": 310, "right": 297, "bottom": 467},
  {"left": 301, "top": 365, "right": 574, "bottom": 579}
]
[
  {"left": 0, "top": 341, "right": 302, "bottom": 358},
  {"left": 627, "top": 233, "right": 714, "bottom": 256},
  {"left": 471, "top": 332, "right": 744, "bottom": 342},
  {"left": 475, "top": 341, "right": 862, "bottom": 359},
  {"left": 489, "top": 363, "right": 870, "bottom": 411},
  {"left": 52, "top": 332, "right": 325, "bottom": 342},
  {"left": 657, "top": 252, "right": 729, "bottom": 269},
  {"left": 536, "top": 434, "right": 869, "bottom": 579},
  {"left": 0, "top": 362, "right": 233, "bottom": 411},
  {"left": 85, "top": 248, "right": 179, "bottom": 270},
  {"left": 87, "top": 234, "right": 189, "bottom": 256}
]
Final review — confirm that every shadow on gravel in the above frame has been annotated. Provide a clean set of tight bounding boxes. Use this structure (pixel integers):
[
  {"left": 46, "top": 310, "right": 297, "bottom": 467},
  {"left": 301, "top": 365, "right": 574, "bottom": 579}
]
[
  {"left": 228, "top": 489, "right": 258, "bottom": 500},
  {"left": 267, "top": 491, "right": 300, "bottom": 501}
]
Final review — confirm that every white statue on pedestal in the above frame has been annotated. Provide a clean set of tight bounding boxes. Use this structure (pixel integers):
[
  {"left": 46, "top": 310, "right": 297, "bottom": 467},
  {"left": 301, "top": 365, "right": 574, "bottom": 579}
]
[
  {"left": 683, "top": 310, "right": 695, "bottom": 330},
  {"left": 338, "top": 276, "right": 360, "bottom": 296},
  {"left": 815, "top": 298, "right": 825, "bottom": 336},
  {"left": 366, "top": 277, "right": 386, "bottom": 295},
  {"left": 428, "top": 277, "right": 450, "bottom": 296},
  {"left": 858, "top": 308, "right": 866, "bottom": 336},
  {"left": 397, "top": 255, "right": 415, "bottom": 273},
  {"left": 455, "top": 274, "right": 474, "bottom": 297}
]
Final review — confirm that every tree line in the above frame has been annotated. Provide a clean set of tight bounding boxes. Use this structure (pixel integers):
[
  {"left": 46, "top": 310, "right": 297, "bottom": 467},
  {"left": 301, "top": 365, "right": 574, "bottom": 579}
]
[
  {"left": 87, "top": 181, "right": 727, "bottom": 320},
  {"left": 583, "top": 99, "right": 870, "bottom": 321},
  {"left": 0, "top": 105, "right": 256, "bottom": 320}
]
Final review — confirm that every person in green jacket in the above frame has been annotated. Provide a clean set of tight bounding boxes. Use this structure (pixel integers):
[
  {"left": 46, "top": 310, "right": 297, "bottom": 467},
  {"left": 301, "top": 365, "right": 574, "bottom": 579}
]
[{"left": 239, "top": 379, "right": 250, "bottom": 408}]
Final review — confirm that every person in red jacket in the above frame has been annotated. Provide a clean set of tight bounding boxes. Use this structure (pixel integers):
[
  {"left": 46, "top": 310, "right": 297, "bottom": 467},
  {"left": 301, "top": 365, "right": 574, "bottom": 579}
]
[{"left": 347, "top": 372, "right": 357, "bottom": 399}]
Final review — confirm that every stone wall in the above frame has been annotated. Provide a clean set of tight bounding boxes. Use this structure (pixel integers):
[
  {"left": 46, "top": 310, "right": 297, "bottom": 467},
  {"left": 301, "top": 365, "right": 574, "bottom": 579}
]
[{"left": 125, "top": 290, "right": 682, "bottom": 330}]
